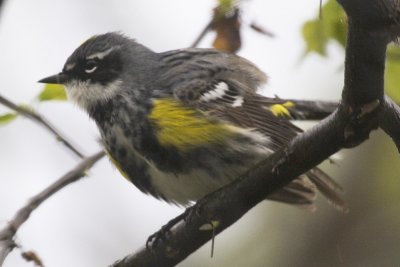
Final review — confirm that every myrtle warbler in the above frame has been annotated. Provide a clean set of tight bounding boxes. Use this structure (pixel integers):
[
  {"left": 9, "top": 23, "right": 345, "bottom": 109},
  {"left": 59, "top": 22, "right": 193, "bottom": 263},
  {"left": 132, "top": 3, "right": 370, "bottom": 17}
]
[{"left": 39, "top": 32, "right": 345, "bottom": 211}]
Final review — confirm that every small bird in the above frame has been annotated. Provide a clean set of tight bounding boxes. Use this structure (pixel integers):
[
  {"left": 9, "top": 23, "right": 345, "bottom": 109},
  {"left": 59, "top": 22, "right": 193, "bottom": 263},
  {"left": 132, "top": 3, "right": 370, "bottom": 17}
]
[{"left": 39, "top": 32, "right": 345, "bottom": 211}]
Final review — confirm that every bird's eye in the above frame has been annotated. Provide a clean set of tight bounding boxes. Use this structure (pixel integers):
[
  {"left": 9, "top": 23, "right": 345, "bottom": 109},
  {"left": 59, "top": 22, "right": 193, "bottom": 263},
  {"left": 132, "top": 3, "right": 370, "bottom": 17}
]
[{"left": 85, "top": 60, "right": 98, "bottom": 73}]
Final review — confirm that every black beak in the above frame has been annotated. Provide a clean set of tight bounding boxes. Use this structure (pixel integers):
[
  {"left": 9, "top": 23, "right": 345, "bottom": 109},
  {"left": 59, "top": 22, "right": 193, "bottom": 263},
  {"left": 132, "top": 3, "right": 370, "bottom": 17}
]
[{"left": 38, "top": 72, "right": 70, "bottom": 84}]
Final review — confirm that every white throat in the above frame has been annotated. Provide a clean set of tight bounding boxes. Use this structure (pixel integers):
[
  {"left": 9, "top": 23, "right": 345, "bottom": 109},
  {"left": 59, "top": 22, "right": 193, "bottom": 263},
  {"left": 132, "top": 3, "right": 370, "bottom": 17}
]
[{"left": 65, "top": 79, "right": 123, "bottom": 111}]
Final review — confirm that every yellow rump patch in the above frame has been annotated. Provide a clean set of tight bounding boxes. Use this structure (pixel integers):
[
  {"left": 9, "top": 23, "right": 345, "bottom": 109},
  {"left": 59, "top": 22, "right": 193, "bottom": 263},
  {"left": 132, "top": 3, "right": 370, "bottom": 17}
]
[
  {"left": 270, "top": 101, "right": 295, "bottom": 118},
  {"left": 149, "top": 99, "right": 235, "bottom": 150}
]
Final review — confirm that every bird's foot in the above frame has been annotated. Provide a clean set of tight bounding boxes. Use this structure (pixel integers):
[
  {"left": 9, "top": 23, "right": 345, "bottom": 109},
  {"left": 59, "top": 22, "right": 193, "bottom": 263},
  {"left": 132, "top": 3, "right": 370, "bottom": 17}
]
[{"left": 146, "top": 205, "right": 202, "bottom": 249}]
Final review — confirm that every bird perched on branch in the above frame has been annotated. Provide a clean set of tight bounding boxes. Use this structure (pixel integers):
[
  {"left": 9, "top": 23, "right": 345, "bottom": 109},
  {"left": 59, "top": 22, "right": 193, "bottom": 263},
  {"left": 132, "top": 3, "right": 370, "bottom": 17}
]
[{"left": 39, "top": 32, "right": 345, "bottom": 213}]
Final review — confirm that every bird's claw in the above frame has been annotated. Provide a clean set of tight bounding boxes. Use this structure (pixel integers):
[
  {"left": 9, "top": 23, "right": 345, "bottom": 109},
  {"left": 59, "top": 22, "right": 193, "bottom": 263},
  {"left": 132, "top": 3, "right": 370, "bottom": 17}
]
[{"left": 146, "top": 204, "right": 203, "bottom": 249}]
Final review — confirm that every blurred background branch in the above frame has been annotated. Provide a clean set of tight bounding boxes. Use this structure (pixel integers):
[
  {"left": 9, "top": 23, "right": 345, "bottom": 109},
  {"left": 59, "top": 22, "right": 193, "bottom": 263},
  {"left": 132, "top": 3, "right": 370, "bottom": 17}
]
[
  {"left": 191, "top": 0, "right": 274, "bottom": 52},
  {"left": 0, "top": 94, "right": 84, "bottom": 158},
  {"left": 0, "top": 150, "right": 105, "bottom": 266}
]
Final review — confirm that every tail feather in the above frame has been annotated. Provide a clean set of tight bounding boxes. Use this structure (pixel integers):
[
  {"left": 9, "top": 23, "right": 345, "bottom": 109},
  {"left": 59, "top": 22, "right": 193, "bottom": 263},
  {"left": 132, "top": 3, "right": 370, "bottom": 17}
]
[
  {"left": 267, "top": 176, "right": 317, "bottom": 212},
  {"left": 266, "top": 168, "right": 347, "bottom": 213},
  {"left": 265, "top": 166, "right": 347, "bottom": 213},
  {"left": 311, "top": 167, "right": 344, "bottom": 193},
  {"left": 306, "top": 168, "right": 348, "bottom": 213}
]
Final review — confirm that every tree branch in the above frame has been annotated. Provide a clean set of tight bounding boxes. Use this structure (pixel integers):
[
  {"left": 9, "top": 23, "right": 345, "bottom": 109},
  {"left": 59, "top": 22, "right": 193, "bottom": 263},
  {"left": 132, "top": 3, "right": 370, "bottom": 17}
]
[
  {"left": 380, "top": 96, "right": 400, "bottom": 152},
  {"left": 0, "top": 151, "right": 105, "bottom": 266},
  {"left": 0, "top": 94, "right": 85, "bottom": 158},
  {"left": 111, "top": 1, "right": 400, "bottom": 266},
  {"left": 341, "top": 16, "right": 388, "bottom": 107}
]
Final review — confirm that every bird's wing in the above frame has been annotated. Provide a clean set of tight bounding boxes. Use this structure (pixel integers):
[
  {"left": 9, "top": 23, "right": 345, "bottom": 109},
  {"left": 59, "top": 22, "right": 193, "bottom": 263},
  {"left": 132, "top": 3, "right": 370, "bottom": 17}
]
[
  {"left": 156, "top": 49, "right": 347, "bottom": 212},
  {"left": 157, "top": 48, "right": 300, "bottom": 150}
]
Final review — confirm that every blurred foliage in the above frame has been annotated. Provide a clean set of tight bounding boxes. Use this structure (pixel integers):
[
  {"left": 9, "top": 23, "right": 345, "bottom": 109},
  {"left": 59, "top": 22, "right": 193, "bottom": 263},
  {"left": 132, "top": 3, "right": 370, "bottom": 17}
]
[
  {"left": 209, "top": 0, "right": 273, "bottom": 53},
  {"left": 302, "top": 0, "right": 347, "bottom": 55},
  {"left": 374, "top": 131, "right": 400, "bottom": 206},
  {"left": 302, "top": 0, "right": 400, "bottom": 102},
  {"left": 212, "top": 5, "right": 242, "bottom": 53},
  {"left": 21, "top": 250, "right": 44, "bottom": 267},
  {"left": 211, "top": 0, "right": 243, "bottom": 53},
  {"left": 385, "top": 46, "right": 400, "bottom": 102},
  {"left": 0, "top": 85, "right": 67, "bottom": 128},
  {"left": 38, "top": 84, "right": 67, "bottom": 101},
  {"left": 0, "top": 112, "right": 18, "bottom": 126},
  {"left": 217, "top": 0, "right": 238, "bottom": 15}
]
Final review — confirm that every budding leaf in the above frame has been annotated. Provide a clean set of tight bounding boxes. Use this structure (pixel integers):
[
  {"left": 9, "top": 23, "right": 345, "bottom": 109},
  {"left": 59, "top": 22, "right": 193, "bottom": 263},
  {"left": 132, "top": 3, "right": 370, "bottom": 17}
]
[
  {"left": 38, "top": 84, "right": 67, "bottom": 101},
  {"left": 385, "top": 45, "right": 400, "bottom": 103},
  {"left": 0, "top": 113, "right": 18, "bottom": 126},
  {"left": 302, "top": 0, "right": 347, "bottom": 56}
]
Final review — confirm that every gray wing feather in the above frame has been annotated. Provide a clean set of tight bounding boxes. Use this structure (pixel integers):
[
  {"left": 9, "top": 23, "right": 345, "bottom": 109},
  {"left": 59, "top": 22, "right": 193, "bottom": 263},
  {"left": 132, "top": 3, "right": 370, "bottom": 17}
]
[
  {"left": 157, "top": 48, "right": 299, "bottom": 148},
  {"left": 157, "top": 48, "right": 267, "bottom": 97},
  {"left": 156, "top": 48, "right": 346, "bottom": 211}
]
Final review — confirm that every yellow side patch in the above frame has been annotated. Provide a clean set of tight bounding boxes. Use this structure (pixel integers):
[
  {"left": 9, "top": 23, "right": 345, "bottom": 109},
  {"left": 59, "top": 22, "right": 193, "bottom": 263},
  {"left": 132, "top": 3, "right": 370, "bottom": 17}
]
[
  {"left": 149, "top": 99, "right": 234, "bottom": 150},
  {"left": 270, "top": 101, "right": 295, "bottom": 118},
  {"left": 105, "top": 150, "right": 131, "bottom": 181}
]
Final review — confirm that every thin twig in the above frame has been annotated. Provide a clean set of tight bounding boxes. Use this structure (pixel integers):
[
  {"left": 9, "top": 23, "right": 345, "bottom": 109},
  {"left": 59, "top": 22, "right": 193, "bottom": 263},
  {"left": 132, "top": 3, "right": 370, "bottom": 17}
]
[
  {"left": 0, "top": 150, "right": 105, "bottom": 266},
  {"left": 0, "top": 94, "right": 85, "bottom": 158},
  {"left": 190, "top": 20, "right": 213, "bottom": 48},
  {"left": 0, "top": 0, "right": 5, "bottom": 13}
]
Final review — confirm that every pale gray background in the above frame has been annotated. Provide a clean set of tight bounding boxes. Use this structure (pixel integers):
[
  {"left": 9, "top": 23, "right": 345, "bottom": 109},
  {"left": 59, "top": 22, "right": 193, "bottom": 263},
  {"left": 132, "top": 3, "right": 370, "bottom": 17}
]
[{"left": 2, "top": 1, "right": 398, "bottom": 267}]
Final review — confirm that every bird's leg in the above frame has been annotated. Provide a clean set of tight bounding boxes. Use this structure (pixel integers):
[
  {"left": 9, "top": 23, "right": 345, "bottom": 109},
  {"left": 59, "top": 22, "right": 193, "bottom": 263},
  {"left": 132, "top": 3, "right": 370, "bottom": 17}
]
[{"left": 146, "top": 205, "right": 202, "bottom": 249}]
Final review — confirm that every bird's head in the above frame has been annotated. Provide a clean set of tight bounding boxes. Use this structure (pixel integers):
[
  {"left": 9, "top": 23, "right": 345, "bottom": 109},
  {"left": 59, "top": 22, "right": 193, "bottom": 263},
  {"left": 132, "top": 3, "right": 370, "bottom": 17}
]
[{"left": 39, "top": 32, "right": 156, "bottom": 111}]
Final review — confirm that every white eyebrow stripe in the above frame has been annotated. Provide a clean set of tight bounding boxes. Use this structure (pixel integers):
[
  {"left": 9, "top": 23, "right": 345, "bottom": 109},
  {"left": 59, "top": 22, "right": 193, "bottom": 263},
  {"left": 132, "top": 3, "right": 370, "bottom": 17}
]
[{"left": 86, "top": 46, "right": 119, "bottom": 60}]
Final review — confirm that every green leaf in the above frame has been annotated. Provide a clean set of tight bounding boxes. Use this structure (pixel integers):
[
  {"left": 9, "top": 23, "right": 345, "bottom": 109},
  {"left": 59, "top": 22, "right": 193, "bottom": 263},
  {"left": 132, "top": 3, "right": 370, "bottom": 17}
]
[
  {"left": 0, "top": 112, "right": 18, "bottom": 126},
  {"left": 302, "top": 20, "right": 328, "bottom": 55},
  {"left": 302, "top": 0, "right": 400, "bottom": 102},
  {"left": 302, "top": 0, "right": 347, "bottom": 56},
  {"left": 218, "top": 0, "right": 236, "bottom": 9},
  {"left": 38, "top": 84, "right": 67, "bottom": 101},
  {"left": 385, "top": 45, "right": 400, "bottom": 102}
]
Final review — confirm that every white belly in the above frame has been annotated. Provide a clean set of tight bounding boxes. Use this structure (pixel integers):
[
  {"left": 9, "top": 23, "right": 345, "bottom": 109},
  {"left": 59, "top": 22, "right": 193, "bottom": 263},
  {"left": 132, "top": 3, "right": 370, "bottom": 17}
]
[{"left": 147, "top": 163, "right": 241, "bottom": 206}]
